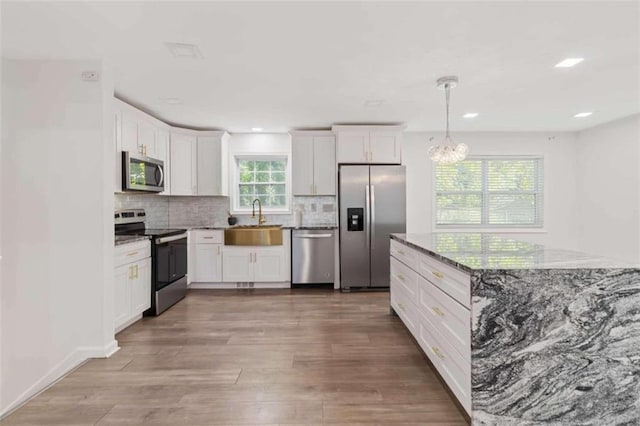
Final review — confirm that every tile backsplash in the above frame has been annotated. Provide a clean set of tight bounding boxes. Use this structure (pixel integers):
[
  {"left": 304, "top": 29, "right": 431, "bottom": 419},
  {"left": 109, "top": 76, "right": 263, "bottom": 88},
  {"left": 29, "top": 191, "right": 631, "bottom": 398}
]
[{"left": 114, "top": 194, "right": 337, "bottom": 228}]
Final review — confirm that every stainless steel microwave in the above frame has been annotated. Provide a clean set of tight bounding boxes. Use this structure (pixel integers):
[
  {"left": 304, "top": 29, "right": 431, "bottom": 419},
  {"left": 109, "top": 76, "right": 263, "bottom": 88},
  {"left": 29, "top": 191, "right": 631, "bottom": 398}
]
[{"left": 122, "top": 152, "right": 165, "bottom": 192}]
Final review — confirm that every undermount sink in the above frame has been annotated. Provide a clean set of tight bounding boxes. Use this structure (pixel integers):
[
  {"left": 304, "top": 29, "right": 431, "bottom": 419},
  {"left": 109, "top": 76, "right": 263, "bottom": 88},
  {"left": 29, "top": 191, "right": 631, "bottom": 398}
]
[{"left": 224, "top": 225, "right": 283, "bottom": 246}]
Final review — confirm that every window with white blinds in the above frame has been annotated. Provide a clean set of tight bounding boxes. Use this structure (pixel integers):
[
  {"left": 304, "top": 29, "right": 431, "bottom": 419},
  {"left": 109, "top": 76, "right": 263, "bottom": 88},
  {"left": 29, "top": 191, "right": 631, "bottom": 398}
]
[{"left": 435, "top": 157, "right": 544, "bottom": 228}]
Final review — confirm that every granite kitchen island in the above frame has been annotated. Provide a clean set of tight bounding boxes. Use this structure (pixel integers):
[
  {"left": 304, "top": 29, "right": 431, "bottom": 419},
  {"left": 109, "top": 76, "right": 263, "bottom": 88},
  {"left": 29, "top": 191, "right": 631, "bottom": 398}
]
[{"left": 389, "top": 233, "right": 640, "bottom": 426}]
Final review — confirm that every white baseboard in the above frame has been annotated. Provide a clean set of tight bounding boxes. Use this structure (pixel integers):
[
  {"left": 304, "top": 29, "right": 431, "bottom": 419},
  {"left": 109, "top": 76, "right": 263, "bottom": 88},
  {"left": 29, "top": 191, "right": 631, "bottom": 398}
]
[
  {"left": 190, "top": 282, "right": 291, "bottom": 289},
  {"left": 115, "top": 314, "right": 142, "bottom": 334},
  {"left": 0, "top": 340, "right": 118, "bottom": 420}
]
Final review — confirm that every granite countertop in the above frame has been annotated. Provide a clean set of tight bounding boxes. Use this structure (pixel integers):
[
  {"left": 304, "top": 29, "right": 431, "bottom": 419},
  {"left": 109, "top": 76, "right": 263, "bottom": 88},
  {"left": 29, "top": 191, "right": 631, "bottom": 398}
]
[
  {"left": 114, "top": 235, "right": 150, "bottom": 246},
  {"left": 283, "top": 225, "right": 337, "bottom": 230},
  {"left": 180, "top": 224, "right": 338, "bottom": 231},
  {"left": 391, "top": 232, "right": 638, "bottom": 272}
]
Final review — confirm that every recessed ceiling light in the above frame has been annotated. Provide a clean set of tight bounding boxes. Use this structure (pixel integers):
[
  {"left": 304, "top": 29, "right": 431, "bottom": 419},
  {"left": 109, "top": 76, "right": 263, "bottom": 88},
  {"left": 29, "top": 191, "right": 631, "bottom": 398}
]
[
  {"left": 574, "top": 112, "right": 593, "bottom": 118},
  {"left": 463, "top": 113, "right": 479, "bottom": 118},
  {"left": 158, "top": 97, "right": 182, "bottom": 105},
  {"left": 364, "top": 99, "right": 385, "bottom": 108},
  {"left": 164, "top": 42, "right": 203, "bottom": 59},
  {"left": 251, "top": 127, "right": 263, "bottom": 132},
  {"left": 555, "top": 58, "right": 584, "bottom": 68}
]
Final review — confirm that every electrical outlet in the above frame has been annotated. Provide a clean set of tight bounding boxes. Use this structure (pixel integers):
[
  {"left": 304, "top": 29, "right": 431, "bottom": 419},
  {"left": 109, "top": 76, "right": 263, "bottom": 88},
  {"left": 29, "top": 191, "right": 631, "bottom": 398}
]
[{"left": 81, "top": 71, "right": 100, "bottom": 81}]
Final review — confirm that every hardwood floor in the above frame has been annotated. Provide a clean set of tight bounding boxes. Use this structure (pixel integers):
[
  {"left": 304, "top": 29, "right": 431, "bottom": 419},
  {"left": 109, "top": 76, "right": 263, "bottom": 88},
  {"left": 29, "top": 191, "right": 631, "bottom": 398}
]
[{"left": 1, "top": 289, "right": 468, "bottom": 425}]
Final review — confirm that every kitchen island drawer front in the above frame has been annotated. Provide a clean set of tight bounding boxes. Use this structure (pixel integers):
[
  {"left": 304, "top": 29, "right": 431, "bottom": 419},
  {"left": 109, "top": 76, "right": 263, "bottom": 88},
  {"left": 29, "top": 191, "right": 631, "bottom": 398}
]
[
  {"left": 115, "top": 240, "right": 151, "bottom": 267},
  {"left": 390, "top": 257, "right": 418, "bottom": 299},
  {"left": 390, "top": 239, "right": 417, "bottom": 269},
  {"left": 417, "top": 275, "right": 471, "bottom": 361},
  {"left": 416, "top": 315, "right": 471, "bottom": 414},
  {"left": 417, "top": 254, "right": 471, "bottom": 308},
  {"left": 390, "top": 282, "right": 418, "bottom": 337},
  {"left": 194, "top": 230, "right": 223, "bottom": 244}
]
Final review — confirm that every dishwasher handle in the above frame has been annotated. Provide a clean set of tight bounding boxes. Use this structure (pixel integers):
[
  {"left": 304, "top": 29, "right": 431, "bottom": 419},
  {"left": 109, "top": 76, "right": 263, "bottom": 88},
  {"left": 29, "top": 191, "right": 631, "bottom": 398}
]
[{"left": 294, "top": 233, "right": 333, "bottom": 239}]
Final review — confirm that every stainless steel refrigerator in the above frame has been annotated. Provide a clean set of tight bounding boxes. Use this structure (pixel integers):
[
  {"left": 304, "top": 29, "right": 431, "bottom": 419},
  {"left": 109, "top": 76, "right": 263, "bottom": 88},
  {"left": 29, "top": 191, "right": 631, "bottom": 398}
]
[{"left": 339, "top": 165, "right": 406, "bottom": 290}]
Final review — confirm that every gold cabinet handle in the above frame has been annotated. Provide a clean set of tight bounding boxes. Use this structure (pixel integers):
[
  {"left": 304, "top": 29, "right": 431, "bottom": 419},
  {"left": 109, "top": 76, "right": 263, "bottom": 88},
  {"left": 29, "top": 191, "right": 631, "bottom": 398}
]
[
  {"left": 432, "top": 306, "right": 445, "bottom": 317},
  {"left": 397, "top": 274, "right": 406, "bottom": 282},
  {"left": 398, "top": 302, "right": 405, "bottom": 311},
  {"left": 432, "top": 346, "right": 445, "bottom": 360},
  {"left": 128, "top": 265, "right": 134, "bottom": 280},
  {"left": 127, "top": 251, "right": 139, "bottom": 257},
  {"left": 134, "top": 264, "right": 139, "bottom": 279},
  {"left": 398, "top": 249, "right": 405, "bottom": 255},
  {"left": 203, "top": 237, "right": 214, "bottom": 239},
  {"left": 431, "top": 271, "right": 444, "bottom": 279}
]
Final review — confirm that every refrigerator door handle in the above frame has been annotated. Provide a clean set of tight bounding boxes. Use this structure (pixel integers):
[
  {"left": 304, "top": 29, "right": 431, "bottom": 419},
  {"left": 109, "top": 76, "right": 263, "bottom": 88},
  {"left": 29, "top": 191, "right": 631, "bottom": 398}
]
[
  {"left": 370, "top": 185, "right": 375, "bottom": 249},
  {"left": 365, "top": 184, "right": 370, "bottom": 249}
]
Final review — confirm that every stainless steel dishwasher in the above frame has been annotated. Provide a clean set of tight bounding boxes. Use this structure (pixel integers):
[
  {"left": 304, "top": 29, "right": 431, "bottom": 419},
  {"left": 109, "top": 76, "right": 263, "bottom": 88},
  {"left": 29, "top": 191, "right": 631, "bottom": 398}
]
[{"left": 292, "top": 229, "right": 335, "bottom": 284}]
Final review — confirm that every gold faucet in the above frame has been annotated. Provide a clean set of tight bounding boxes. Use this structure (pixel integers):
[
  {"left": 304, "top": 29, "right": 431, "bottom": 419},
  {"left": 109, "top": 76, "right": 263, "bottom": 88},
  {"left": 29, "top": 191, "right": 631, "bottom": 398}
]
[{"left": 252, "top": 199, "right": 267, "bottom": 225}]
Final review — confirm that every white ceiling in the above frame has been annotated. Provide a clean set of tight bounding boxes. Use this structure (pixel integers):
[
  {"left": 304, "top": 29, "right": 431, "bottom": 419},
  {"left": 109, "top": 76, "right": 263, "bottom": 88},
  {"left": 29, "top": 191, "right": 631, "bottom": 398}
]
[{"left": 2, "top": 1, "right": 639, "bottom": 132}]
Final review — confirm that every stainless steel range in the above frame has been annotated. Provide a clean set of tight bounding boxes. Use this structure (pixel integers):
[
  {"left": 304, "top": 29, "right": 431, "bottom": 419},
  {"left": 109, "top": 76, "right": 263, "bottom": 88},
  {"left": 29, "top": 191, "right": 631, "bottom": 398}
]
[{"left": 115, "top": 209, "right": 188, "bottom": 315}]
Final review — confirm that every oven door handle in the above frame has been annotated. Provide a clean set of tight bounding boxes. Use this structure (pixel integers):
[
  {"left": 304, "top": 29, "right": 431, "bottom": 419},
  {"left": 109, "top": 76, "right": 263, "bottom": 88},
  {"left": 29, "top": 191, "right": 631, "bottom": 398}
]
[{"left": 156, "top": 233, "right": 188, "bottom": 244}]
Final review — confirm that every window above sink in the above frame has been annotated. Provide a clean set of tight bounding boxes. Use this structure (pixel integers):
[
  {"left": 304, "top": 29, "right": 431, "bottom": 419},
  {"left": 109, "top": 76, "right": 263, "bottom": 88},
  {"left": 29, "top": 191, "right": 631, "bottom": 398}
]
[{"left": 230, "top": 154, "right": 292, "bottom": 215}]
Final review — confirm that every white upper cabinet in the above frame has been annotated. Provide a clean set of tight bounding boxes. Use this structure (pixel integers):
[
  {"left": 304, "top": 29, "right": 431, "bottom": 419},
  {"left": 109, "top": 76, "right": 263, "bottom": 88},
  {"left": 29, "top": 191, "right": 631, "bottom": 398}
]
[
  {"left": 114, "top": 109, "right": 122, "bottom": 193},
  {"left": 313, "top": 135, "right": 337, "bottom": 195},
  {"left": 156, "top": 128, "right": 170, "bottom": 195},
  {"left": 119, "top": 107, "right": 157, "bottom": 158},
  {"left": 334, "top": 125, "right": 404, "bottom": 164},
  {"left": 369, "top": 131, "right": 401, "bottom": 164},
  {"left": 336, "top": 131, "right": 369, "bottom": 163},
  {"left": 120, "top": 110, "right": 139, "bottom": 154},
  {"left": 197, "top": 132, "right": 230, "bottom": 196},
  {"left": 114, "top": 98, "right": 172, "bottom": 193},
  {"left": 170, "top": 131, "right": 197, "bottom": 195},
  {"left": 138, "top": 120, "right": 157, "bottom": 158},
  {"left": 292, "top": 132, "right": 336, "bottom": 196},
  {"left": 292, "top": 135, "right": 314, "bottom": 195}
]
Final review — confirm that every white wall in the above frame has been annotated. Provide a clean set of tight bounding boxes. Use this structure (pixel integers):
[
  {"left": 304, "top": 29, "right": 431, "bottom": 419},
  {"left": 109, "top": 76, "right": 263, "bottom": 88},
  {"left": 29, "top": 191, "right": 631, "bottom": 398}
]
[
  {"left": 574, "top": 114, "right": 640, "bottom": 263},
  {"left": 0, "top": 59, "right": 115, "bottom": 417},
  {"left": 403, "top": 131, "right": 580, "bottom": 249}
]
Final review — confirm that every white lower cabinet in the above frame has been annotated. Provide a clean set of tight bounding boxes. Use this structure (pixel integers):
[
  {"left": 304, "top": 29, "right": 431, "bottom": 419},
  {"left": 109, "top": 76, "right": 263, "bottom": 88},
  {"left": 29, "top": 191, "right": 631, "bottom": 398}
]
[
  {"left": 114, "top": 240, "right": 151, "bottom": 333},
  {"left": 222, "top": 248, "right": 254, "bottom": 282},
  {"left": 254, "top": 248, "right": 287, "bottom": 281},
  {"left": 390, "top": 241, "right": 472, "bottom": 415},
  {"left": 191, "top": 230, "right": 223, "bottom": 282},
  {"left": 222, "top": 247, "right": 287, "bottom": 282}
]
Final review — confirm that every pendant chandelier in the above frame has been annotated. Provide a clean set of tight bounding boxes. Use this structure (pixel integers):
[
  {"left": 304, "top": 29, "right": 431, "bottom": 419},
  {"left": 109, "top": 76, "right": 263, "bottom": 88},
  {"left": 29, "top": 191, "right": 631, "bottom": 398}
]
[{"left": 428, "top": 76, "right": 469, "bottom": 164}]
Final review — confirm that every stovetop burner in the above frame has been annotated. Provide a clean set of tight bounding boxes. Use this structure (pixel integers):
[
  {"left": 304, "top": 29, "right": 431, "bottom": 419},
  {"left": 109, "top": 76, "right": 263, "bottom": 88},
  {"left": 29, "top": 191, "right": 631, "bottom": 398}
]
[
  {"left": 119, "top": 228, "right": 187, "bottom": 238},
  {"left": 115, "top": 209, "right": 186, "bottom": 239}
]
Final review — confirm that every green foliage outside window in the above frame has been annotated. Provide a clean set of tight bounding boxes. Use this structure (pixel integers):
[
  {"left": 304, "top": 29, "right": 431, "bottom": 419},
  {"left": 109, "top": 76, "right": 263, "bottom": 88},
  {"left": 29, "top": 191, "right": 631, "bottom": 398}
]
[{"left": 238, "top": 159, "right": 287, "bottom": 208}]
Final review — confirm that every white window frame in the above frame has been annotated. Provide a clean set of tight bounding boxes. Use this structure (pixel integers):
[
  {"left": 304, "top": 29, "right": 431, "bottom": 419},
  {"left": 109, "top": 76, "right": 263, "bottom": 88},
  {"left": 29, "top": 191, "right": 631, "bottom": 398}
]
[
  {"left": 432, "top": 155, "right": 545, "bottom": 232},
  {"left": 230, "top": 153, "right": 292, "bottom": 215}
]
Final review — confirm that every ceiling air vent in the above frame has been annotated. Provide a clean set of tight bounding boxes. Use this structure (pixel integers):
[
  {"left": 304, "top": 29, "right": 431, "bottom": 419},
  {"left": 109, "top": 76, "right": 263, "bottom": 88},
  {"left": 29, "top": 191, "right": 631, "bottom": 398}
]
[{"left": 164, "top": 42, "right": 203, "bottom": 59}]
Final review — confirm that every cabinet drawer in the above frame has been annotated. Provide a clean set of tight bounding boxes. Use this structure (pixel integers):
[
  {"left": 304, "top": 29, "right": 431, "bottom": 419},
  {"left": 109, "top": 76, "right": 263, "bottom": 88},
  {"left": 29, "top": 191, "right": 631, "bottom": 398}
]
[
  {"left": 115, "top": 240, "right": 151, "bottom": 267},
  {"left": 390, "top": 239, "right": 417, "bottom": 269},
  {"left": 417, "top": 276, "right": 471, "bottom": 361},
  {"left": 416, "top": 315, "right": 471, "bottom": 414},
  {"left": 390, "top": 282, "right": 418, "bottom": 337},
  {"left": 193, "top": 230, "right": 223, "bottom": 244},
  {"left": 390, "top": 257, "right": 418, "bottom": 300},
  {"left": 416, "top": 253, "right": 471, "bottom": 308}
]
